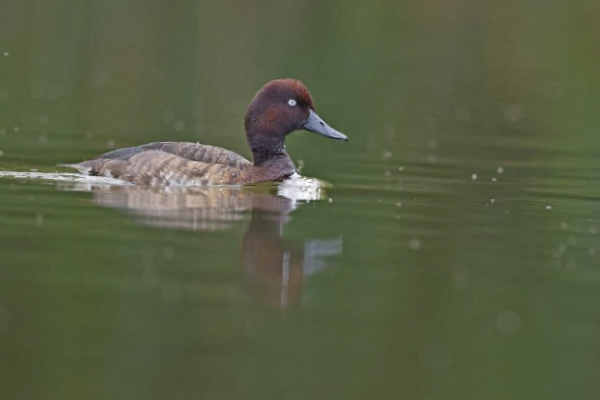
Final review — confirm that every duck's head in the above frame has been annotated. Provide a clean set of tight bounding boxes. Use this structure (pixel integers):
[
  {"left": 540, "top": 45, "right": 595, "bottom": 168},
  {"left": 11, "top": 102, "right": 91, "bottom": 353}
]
[{"left": 245, "top": 79, "right": 347, "bottom": 164}]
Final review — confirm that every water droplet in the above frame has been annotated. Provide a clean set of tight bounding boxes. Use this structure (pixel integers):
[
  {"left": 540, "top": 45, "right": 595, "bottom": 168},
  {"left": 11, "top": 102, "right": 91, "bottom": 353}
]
[
  {"left": 553, "top": 244, "right": 566, "bottom": 259},
  {"left": 546, "top": 205, "right": 552, "bottom": 210},
  {"left": 3, "top": 52, "right": 9, "bottom": 57},
  {"left": 91, "top": 71, "right": 111, "bottom": 89},
  {"left": 428, "top": 139, "right": 437, "bottom": 149},
  {"left": 543, "top": 81, "right": 562, "bottom": 100},
  {"left": 328, "top": 198, "right": 333, "bottom": 203},
  {"left": 504, "top": 105, "right": 523, "bottom": 122},
  {"left": 497, "top": 166, "right": 504, "bottom": 174},
  {"left": 496, "top": 311, "right": 521, "bottom": 336},
  {"left": 107, "top": 139, "right": 115, "bottom": 148},
  {"left": 471, "top": 173, "right": 478, "bottom": 181},
  {"left": 0, "top": 305, "right": 11, "bottom": 333},
  {"left": 47, "top": 85, "right": 63, "bottom": 100},
  {"left": 163, "top": 247, "right": 175, "bottom": 259},
  {"left": 163, "top": 109, "right": 175, "bottom": 123},
  {"left": 425, "top": 116, "right": 438, "bottom": 129},
  {"left": 396, "top": 202, "right": 402, "bottom": 207},
  {"left": 409, "top": 238, "right": 421, "bottom": 251},
  {"left": 174, "top": 120, "right": 186, "bottom": 132},
  {"left": 384, "top": 122, "right": 396, "bottom": 140},
  {"left": 558, "top": 243, "right": 567, "bottom": 253},
  {"left": 381, "top": 150, "right": 392, "bottom": 161},
  {"left": 419, "top": 342, "right": 452, "bottom": 372},
  {"left": 13, "top": 126, "right": 20, "bottom": 132},
  {"left": 452, "top": 266, "right": 468, "bottom": 289},
  {"left": 560, "top": 222, "right": 569, "bottom": 230},
  {"left": 397, "top": 166, "right": 404, "bottom": 172},
  {"left": 454, "top": 105, "right": 471, "bottom": 121}
]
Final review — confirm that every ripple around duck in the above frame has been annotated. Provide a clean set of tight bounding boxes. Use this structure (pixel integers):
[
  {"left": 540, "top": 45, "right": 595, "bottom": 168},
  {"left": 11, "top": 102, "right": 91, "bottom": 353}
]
[
  {"left": 0, "top": 170, "right": 331, "bottom": 203},
  {"left": 0, "top": 170, "right": 131, "bottom": 186}
]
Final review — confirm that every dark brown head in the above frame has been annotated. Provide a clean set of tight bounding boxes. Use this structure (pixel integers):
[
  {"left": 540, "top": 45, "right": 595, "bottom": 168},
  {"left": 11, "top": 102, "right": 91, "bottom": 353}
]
[{"left": 244, "top": 79, "right": 347, "bottom": 165}]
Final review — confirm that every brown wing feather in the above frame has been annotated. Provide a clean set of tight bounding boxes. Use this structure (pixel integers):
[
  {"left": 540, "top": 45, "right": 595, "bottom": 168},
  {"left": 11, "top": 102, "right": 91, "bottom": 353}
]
[
  {"left": 97, "top": 142, "right": 250, "bottom": 166},
  {"left": 71, "top": 142, "right": 253, "bottom": 185}
]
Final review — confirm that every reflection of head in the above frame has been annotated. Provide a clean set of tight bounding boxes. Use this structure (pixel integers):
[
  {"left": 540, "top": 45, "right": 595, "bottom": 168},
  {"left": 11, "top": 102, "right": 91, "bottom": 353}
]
[{"left": 243, "top": 212, "right": 343, "bottom": 308}]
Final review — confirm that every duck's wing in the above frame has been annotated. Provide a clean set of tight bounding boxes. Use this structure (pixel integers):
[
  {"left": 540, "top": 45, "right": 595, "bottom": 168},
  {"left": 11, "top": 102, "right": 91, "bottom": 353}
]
[
  {"left": 97, "top": 142, "right": 250, "bottom": 166},
  {"left": 63, "top": 142, "right": 253, "bottom": 185}
]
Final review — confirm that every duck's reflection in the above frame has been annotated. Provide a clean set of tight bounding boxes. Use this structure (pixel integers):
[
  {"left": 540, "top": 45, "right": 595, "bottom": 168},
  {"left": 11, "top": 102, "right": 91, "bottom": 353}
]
[
  {"left": 242, "top": 207, "right": 342, "bottom": 307},
  {"left": 60, "top": 177, "right": 342, "bottom": 307}
]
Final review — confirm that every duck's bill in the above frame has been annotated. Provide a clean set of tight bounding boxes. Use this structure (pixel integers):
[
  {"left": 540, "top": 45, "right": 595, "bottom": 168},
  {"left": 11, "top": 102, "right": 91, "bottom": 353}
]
[{"left": 303, "top": 110, "right": 348, "bottom": 141}]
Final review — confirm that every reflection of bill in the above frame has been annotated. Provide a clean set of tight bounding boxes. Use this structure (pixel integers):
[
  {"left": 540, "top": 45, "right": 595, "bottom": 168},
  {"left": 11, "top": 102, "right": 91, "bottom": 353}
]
[{"left": 59, "top": 175, "right": 343, "bottom": 308}]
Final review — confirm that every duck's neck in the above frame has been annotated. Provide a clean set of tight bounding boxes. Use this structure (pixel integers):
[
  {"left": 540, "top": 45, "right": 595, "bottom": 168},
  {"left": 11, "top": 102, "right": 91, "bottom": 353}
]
[
  {"left": 245, "top": 128, "right": 296, "bottom": 182},
  {"left": 251, "top": 143, "right": 285, "bottom": 165},
  {"left": 246, "top": 127, "right": 287, "bottom": 166}
]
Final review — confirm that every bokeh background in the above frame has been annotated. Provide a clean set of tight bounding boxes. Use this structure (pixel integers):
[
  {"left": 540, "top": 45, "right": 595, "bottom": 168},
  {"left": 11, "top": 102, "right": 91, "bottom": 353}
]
[
  {"left": 1, "top": 1, "right": 600, "bottom": 399},
  {"left": 2, "top": 0, "right": 599, "bottom": 176}
]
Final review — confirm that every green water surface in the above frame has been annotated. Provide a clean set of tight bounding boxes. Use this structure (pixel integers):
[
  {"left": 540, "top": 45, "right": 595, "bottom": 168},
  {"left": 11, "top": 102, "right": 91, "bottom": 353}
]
[{"left": 1, "top": 1, "right": 600, "bottom": 399}]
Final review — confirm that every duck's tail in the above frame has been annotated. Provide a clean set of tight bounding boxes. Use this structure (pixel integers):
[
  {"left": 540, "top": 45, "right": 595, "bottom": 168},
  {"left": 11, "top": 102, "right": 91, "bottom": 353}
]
[{"left": 57, "top": 163, "right": 92, "bottom": 174}]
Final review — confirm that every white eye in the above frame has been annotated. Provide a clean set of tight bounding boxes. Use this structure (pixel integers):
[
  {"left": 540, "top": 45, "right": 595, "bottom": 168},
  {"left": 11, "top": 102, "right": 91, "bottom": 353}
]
[{"left": 287, "top": 99, "right": 297, "bottom": 107}]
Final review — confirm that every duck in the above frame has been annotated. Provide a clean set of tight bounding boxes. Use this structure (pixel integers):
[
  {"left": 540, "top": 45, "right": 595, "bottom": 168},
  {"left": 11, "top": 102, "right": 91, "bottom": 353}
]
[{"left": 62, "top": 79, "right": 347, "bottom": 186}]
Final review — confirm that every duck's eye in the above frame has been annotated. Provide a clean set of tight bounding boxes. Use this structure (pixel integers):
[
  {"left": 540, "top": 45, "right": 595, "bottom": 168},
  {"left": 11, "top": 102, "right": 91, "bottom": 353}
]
[{"left": 287, "top": 99, "right": 297, "bottom": 107}]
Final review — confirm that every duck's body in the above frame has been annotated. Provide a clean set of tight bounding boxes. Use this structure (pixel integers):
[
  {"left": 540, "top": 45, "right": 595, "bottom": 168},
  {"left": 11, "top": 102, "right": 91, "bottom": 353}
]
[
  {"left": 63, "top": 79, "right": 346, "bottom": 185},
  {"left": 71, "top": 141, "right": 295, "bottom": 185}
]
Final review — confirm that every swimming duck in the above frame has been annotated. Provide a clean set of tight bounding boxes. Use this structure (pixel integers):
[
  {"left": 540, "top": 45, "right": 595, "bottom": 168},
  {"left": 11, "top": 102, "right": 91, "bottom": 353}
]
[{"left": 63, "top": 79, "right": 347, "bottom": 185}]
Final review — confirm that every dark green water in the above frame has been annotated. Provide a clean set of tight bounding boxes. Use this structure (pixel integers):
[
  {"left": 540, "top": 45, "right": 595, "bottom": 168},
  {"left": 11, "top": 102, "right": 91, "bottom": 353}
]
[{"left": 1, "top": 1, "right": 600, "bottom": 399}]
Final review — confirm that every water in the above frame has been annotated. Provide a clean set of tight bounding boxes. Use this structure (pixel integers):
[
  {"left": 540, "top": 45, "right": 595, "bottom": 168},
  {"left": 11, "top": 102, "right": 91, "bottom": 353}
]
[{"left": 2, "top": 1, "right": 600, "bottom": 399}]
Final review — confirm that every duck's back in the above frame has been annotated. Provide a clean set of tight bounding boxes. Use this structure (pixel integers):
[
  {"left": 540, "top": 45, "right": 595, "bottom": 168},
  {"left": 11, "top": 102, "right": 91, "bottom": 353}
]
[{"left": 69, "top": 142, "right": 253, "bottom": 185}]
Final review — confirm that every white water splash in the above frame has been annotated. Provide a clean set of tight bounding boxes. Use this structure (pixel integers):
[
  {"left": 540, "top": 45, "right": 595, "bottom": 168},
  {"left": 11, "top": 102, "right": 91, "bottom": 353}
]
[
  {"left": 0, "top": 170, "right": 130, "bottom": 186},
  {"left": 277, "top": 173, "right": 328, "bottom": 202}
]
